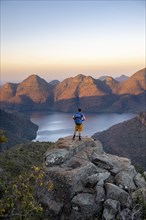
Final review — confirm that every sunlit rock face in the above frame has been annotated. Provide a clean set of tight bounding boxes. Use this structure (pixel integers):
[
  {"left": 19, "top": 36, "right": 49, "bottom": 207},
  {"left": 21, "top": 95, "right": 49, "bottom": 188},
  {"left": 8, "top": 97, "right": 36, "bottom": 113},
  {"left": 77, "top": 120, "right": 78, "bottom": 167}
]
[
  {"left": 0, "top": 68, "right": 145, "bottom": 112},
  {"left": 0, "top": 75, "right": 54, "bottom": 110},
  {"left": 38, "top": 137, "right": 146, "bottom": 220},
  {"left": 117, "top": 68, "right": 146, "bottom": 95}
]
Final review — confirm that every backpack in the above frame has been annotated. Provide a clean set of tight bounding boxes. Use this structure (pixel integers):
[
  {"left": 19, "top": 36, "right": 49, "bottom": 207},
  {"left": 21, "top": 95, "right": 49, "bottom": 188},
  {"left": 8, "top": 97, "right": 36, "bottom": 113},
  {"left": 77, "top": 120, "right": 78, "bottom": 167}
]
[{"left": 74, "top": 112, "right": 83, "bottom": 125}]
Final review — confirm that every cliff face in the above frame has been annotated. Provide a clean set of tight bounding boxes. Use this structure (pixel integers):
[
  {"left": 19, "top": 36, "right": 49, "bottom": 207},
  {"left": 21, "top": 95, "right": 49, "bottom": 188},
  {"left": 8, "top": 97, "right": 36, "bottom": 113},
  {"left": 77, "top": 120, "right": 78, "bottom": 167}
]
[
  {"left": 37, "top": 137, "right": 146, "bottom": 220},
  {"left": 0, "top": 109, "right": 38, "bottom": 150},
  {"left": 0, "top": 68, "right": 146, "bottom": 113},
  {"left": 92, "top": 113, "right": 146, "bottom": 170}
]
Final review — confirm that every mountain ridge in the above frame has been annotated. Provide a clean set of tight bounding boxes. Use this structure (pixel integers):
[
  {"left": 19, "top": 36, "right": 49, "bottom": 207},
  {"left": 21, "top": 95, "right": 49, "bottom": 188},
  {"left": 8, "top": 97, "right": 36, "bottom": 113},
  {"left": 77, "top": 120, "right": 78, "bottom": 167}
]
[
  {"left": 115, "top": 74, "right": 129, "bottom": 82},
  {"left": 0, "top": 68, "right": 145, "bottom": 113}
]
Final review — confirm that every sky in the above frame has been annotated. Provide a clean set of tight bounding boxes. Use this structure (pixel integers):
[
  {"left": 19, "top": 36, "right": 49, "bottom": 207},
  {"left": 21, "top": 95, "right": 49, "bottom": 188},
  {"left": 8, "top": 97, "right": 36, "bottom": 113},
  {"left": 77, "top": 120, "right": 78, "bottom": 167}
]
[{"left": 0, "top": 0, "right": 145, "bottom": 84}]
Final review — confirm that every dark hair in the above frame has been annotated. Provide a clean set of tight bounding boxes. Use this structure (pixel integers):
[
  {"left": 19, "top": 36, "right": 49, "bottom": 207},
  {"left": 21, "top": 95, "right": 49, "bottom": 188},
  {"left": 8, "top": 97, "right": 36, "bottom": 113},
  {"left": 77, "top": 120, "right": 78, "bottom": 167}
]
[{"left": 78, "top": 108, "right": 82, "bottom": 112}]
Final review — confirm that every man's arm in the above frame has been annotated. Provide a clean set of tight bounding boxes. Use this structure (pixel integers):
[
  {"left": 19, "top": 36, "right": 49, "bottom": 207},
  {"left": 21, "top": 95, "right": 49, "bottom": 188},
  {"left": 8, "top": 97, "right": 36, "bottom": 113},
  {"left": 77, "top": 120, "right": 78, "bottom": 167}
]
[{"left": 82, "top": 114, "right": 86, "bottom": 121}]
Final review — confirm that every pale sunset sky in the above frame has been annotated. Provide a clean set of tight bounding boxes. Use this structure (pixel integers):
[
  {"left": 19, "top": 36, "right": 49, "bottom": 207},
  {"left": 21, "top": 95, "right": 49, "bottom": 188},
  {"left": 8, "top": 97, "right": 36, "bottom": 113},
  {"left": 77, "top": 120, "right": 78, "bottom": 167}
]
[{"left": 1, "top": 0, "right": 145, "bottom": 84}]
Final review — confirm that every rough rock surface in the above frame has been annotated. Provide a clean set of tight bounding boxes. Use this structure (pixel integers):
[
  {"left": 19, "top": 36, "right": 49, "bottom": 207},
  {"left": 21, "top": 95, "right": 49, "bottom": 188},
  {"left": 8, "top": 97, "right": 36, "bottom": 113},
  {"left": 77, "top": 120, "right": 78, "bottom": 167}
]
[{"left": 40, "top": 137, "right": 146, "bottom": 220}]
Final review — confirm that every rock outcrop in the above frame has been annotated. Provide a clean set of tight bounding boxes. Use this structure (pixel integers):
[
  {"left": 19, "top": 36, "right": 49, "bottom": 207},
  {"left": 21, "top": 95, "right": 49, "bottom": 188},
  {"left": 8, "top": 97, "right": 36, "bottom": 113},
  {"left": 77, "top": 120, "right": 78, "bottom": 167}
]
[{"left": 39, "top": 137, "right": 146, "bottom": 220}]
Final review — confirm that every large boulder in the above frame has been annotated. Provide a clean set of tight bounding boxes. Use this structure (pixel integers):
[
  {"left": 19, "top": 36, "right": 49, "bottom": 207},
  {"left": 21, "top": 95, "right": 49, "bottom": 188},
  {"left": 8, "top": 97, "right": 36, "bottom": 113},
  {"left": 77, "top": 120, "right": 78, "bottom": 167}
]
[
  {"left": 103, "top": 198, "right": 121, "bottom": 220},
  {"left": 39, "top": 137, "right": 146, "bottom": 220},
  {"left": 105, "top": 183, "right": 131, "bottom": 208}
]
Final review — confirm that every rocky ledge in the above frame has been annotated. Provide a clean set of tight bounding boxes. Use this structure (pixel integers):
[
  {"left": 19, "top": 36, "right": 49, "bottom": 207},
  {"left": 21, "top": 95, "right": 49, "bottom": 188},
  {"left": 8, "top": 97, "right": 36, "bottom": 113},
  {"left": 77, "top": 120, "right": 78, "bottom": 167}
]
[{"left": 41, "top": 137, "right": 146, "bottom": 220}]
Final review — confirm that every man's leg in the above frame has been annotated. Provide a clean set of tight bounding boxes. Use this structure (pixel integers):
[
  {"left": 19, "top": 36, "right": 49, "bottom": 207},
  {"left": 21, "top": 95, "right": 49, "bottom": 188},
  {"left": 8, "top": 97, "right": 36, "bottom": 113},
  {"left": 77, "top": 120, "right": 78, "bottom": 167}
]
[
  {"left": 73, "top": 126, "right": 76, "bottom": 140},
  {"left": 78, "top": 124, "right": 83, "bottom": 140},
  {"left": 79, "top": 131, "right": 81, "bottom": 140}
]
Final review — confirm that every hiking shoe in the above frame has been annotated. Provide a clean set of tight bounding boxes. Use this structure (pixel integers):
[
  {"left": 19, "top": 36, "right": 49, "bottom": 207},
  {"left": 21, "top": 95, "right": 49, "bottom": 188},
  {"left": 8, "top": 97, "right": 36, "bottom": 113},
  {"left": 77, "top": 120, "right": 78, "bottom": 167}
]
[{"left": 72, "top": 135, "right": 75, "bottom": 140}]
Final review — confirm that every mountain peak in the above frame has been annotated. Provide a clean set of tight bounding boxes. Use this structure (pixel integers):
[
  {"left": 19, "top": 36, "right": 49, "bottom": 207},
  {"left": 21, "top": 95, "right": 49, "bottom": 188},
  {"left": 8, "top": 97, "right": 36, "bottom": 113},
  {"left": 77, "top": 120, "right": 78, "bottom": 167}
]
[
  {"left": 105, "top": 76, "right": 114, "bottom": 82},
  {"left": 115, "top": 75, "right": 129, "bottom": 82},
  {"left": 0, "top": 82, "right": 18, "bottom": 101},
  {"left": 73, "top": 74, "right": 95, "bottom": 84},
  {"left": 74, "top": 74, "right": 86, "bottom": 79},
  {"left": 22, "top": 74, "right": 47, "bottom": 84},
  {"left": 131, "top": 68, "right": 146, "bottom": 79},
  {"left": 49, "top": 80, "right": 60, "bottom": 86},
  {"left": 14, "top": 74, "right": 53, "bottom": 104},
  {"left": 105, "top": 77, "right": 119, "bottom": 84},
  {"left": 98, "top": 76, "right": 111, "bottom": 81},
  {"left": 118, "top": 68, "right": 146, "bottom": 94},
  {"left": 2, "top": 82, "right": 18, "bottom": 89}
]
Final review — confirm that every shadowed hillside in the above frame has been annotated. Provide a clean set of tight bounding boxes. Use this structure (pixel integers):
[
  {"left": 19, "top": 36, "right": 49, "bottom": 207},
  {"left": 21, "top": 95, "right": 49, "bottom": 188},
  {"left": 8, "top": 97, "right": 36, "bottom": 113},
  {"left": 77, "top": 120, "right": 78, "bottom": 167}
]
[
  {"left": 0, "top": 109, "right": 38, "bottom": 150},
  {"left": 92, "top": 113, "right": 146, "bottom": 170}
]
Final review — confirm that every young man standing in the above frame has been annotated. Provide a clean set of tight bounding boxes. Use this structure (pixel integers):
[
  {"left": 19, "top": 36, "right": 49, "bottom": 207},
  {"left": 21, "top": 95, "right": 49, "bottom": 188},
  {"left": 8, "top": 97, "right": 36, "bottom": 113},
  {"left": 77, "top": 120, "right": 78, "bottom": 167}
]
[{"left": 72, "top": 108, "right": 86, "bottom": 141}]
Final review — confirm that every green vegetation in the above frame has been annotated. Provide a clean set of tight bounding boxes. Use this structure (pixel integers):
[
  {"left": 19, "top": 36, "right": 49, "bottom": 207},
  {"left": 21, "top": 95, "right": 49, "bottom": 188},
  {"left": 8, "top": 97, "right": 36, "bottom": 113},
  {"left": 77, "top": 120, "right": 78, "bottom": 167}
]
[
  {"left": 0, "top": 129, "right": 8, "bottom": 144},
  {"left": 0, "top": 141, "right": 146, "bottom": 219},
  {"left": 0, "top": 141, "right": 55, "bottom": 219},
  {"left": 135, "top": 165, "right": 146, "bottom": 182},
  {"left": 132, "top": 165, "right": 146, "bottom": 219},
  {"left": 132, "top": 194, "right": 146, "bottom": 220},
  {"left": 0, "top": 141, "right": 54, "bottom": 176}
]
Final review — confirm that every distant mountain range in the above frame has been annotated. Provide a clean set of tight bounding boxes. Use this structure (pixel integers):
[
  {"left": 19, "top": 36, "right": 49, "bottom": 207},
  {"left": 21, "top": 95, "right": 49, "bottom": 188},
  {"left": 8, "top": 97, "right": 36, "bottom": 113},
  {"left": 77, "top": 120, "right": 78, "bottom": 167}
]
[
  {"left": 98, "top": 74, "right": 129, "bottom": 82},
  {"left": 92, "top": 112, "right": 146, "bottom": 170},
  {"left": 115, "top": 74, "right": 129, "bottom": 82},
  {"left": 0, "top": 68, "right": 145, "bottom": 113},
  {"left": 49, "top": 79, "right": 60, "bottom": 86}
]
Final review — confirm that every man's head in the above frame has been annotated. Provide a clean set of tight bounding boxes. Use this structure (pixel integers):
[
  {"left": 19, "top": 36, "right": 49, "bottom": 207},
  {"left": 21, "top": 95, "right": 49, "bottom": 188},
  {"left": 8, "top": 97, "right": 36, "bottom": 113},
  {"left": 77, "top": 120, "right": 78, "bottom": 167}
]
[{"left": 78, "top": 108, "right": 82, "bottom": 112}]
